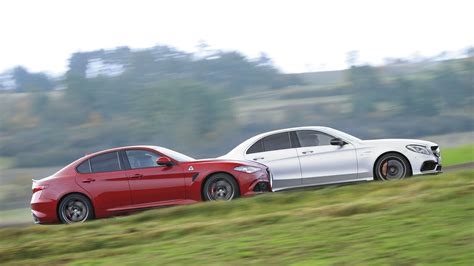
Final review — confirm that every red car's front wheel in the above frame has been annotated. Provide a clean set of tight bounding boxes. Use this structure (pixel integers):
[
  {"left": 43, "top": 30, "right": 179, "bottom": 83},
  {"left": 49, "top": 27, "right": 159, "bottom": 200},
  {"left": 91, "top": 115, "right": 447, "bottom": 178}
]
[{"left": 203, "top": 174, "right": 240, "bottom": 201}]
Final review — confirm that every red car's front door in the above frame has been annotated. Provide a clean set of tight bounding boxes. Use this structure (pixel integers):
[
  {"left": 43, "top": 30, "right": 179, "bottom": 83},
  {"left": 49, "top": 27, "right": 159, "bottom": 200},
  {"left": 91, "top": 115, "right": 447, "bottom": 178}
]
[{"left": 123, "top": 149, "right": 185, "bottom": 205}]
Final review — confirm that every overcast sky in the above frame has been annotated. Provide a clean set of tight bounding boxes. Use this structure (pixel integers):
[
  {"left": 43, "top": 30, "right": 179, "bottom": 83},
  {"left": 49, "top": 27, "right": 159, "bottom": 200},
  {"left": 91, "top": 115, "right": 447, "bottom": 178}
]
[{"left": 0, "top": 0, "right": 472, "bottom": 74}]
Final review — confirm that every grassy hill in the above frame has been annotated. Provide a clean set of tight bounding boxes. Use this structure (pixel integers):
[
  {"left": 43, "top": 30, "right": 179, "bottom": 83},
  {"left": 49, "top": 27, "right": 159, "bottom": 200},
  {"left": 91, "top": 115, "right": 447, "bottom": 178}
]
[{"left": 1, "top": 169, "right": 473, "bottom": 265}]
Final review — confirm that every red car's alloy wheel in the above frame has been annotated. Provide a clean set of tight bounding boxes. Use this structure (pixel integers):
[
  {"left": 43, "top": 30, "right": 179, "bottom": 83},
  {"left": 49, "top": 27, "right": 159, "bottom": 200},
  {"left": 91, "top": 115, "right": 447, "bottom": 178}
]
[
  {"left": 204, "top": 174, "right": 239, "bottom": 201},
  {"left": 208, "top": 179, "right": 233, "bottom": 200},
  {"left": 58, "top": 194, "right": 93, "bottom": 224}
]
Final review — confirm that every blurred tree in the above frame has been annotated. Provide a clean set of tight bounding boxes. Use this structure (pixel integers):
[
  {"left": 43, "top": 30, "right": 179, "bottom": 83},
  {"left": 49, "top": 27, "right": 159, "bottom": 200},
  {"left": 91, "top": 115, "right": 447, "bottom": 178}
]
[
  {"left": 432, "top": 62, "right": 472, "bottom": 107},
  {"left": 346, "top": 65, "right": 381, "bottom": 114},
  {"left": 66, "top": 52, "right": 90, "bottom": 79},
  {"left": 2, "top": 45, "right": 472, "bottom": 167},
  {"left": 62, "top": 46, "right": 303, "bottom": 96},
  {"left": 391, "top": 78, "right": 440, "bottom": 116},
  {"left": 129, "top": 50, "right": 157, "bottom": 77},
  {"left": 12, "top": 66, "right": 55, "bottom": 92},
  {"left": 131, "top": 79, "right": 235, "bottom": 147}
]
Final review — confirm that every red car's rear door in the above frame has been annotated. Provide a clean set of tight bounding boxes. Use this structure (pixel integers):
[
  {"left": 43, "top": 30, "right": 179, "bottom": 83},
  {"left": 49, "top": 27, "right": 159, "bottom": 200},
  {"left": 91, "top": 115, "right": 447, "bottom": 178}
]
[
  {"left": 76, "top": 151, "right": 131, "bottom": 216},
  {"left": 122, "top": 149, "right": 185, "bottom": 205}
]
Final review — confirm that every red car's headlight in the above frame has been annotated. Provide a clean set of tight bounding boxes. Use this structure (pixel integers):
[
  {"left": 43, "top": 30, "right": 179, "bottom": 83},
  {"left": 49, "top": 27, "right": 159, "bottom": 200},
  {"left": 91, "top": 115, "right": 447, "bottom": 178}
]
[{"left": 234, "top": 166, "right": 261, "bottom": 174}]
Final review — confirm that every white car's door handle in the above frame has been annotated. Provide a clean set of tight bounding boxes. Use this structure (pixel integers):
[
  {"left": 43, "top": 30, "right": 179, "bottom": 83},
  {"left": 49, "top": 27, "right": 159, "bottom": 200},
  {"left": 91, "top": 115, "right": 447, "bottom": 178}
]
[
  {"left": 302, "top": 150, "right": 314, "bottom": 154},
  {"left": 253, "top": 157, "right": 264, "bottom": 161}
]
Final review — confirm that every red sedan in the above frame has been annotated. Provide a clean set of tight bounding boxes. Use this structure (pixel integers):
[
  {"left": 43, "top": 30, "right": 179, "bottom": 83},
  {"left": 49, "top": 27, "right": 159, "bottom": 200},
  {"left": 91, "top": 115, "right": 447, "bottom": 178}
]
[{"left": 31, "top": 146, "right": 271, "bottom": 224}]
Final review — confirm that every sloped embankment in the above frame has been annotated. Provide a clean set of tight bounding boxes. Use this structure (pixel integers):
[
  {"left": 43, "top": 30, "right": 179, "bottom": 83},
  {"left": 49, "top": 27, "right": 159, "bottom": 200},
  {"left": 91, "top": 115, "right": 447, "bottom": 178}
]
[{"left": 0, "top": 170, "right": 473, "bottom": 265}]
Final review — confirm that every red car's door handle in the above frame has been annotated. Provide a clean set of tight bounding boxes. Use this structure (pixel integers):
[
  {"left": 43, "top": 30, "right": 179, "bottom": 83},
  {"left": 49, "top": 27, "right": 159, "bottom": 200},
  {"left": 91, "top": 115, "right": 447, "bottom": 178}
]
[
  {"left": 82, "top": 178, "right": 95, "bottom": 183},
  {"left": 131, "top": 174, "right": 144, "bottom": 178}
]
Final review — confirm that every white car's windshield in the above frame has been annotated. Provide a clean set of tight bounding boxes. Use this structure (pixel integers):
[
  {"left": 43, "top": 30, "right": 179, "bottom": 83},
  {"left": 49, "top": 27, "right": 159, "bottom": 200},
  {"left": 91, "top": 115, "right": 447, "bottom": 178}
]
[
  {"left": 159, "top": 147, "right": 195, "bottom": 162},
  {"left": 326, "top": 128, "right": 362, "bottom": 143}
]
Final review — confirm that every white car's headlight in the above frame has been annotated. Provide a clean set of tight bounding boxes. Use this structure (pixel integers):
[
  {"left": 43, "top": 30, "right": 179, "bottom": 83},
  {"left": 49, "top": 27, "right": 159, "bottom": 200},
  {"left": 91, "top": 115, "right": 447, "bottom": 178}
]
[
  {"left": 406, "top": 145, "right": 431, "bottom": 155},
  {"left": 234, "top": 166, "right": 261, "bottom": 173}
]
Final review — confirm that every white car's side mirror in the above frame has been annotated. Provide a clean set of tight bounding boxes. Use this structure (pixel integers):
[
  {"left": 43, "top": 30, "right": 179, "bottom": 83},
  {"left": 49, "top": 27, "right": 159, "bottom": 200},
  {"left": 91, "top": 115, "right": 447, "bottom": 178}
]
[{"left": 330, "top": 138, "right": 346, "bottom": 146}]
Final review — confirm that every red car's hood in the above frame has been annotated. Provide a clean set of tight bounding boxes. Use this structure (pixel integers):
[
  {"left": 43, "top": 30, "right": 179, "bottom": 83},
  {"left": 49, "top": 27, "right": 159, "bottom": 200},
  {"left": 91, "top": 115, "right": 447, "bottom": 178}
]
[{"left": 181, "top": 158, "right": 267, "bottom": 168}]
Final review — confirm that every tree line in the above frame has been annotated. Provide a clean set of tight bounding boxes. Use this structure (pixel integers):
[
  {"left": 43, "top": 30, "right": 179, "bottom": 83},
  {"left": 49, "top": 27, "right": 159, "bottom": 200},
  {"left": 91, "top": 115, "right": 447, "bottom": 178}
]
[{"left": 0, "top": 45, "right": 472, "bottom": 167}]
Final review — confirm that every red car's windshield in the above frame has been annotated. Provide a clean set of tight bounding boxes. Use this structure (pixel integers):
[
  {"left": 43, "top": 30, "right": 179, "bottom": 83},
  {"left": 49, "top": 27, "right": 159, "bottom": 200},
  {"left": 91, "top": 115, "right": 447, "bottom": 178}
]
[{"left": 158, "top": 147, "right": 195, "bottom": 162}]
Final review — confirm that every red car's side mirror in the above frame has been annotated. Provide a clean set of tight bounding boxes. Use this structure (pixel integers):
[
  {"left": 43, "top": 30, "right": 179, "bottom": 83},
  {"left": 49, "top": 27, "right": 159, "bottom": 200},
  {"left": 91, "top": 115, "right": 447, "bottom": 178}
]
[{"left": 156, "top": 157, "right": 173, "bottom": 167}]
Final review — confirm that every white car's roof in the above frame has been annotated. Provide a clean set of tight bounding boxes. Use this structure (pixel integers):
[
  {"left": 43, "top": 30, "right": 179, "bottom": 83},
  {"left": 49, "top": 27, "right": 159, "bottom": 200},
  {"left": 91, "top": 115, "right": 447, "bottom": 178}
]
[{"left": 221, "top": 126, "right": 360, "bottom": 158}]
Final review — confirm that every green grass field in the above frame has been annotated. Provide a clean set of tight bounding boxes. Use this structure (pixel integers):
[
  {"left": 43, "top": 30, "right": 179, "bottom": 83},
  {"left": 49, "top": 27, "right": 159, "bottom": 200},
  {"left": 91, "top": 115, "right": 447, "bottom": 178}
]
[
  {"left": 1, "top": 170, "right": 473, "bottom": 265},
  {"left": 442, "top": 144, "right": 474, "bottom": 166}
]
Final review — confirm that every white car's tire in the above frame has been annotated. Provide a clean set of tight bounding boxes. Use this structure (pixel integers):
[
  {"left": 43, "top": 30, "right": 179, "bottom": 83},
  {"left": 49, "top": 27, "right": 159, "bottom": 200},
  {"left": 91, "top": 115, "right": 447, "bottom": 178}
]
[{"left": 374, "top": 153, "right": 412, "bottom": 181}]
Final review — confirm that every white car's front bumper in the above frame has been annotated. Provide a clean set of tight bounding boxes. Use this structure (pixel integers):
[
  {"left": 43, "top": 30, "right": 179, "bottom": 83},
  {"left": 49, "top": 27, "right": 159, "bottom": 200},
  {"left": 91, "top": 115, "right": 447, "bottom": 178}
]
[{"left": 405, "top": 151, "right": 442, "bottom": 176}]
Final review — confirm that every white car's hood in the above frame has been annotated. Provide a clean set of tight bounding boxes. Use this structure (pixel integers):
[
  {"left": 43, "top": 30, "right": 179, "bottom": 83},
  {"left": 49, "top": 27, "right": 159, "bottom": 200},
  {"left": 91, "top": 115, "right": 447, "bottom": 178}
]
[{"left": 360, "top": 139, "right": 438, "bottom": 147}]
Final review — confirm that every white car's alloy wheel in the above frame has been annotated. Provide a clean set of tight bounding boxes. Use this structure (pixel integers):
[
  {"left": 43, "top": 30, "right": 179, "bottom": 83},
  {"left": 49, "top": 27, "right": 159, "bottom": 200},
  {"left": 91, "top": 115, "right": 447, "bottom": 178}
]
[{"left": 375, "top": 153, "right": 411, "bottom": 181}]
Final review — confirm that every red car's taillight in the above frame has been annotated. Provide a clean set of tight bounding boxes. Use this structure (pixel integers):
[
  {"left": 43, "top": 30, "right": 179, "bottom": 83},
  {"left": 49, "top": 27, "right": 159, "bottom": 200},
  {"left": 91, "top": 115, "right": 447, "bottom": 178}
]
[{"left": 32, "top": 182, "right": 48, "bottom": 194}]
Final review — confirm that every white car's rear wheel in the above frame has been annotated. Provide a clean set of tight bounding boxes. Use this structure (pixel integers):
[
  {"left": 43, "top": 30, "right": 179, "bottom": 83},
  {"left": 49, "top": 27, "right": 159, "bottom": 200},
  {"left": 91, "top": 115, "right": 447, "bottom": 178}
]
[{"left": 375, "top": 153, "right": 411, "bottom": 181}]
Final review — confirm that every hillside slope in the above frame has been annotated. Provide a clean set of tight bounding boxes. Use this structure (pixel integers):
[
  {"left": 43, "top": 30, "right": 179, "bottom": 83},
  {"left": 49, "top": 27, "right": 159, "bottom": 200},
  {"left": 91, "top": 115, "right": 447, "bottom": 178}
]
[{"left": 1, "top": 170, "right": 473, "bottom": 265}]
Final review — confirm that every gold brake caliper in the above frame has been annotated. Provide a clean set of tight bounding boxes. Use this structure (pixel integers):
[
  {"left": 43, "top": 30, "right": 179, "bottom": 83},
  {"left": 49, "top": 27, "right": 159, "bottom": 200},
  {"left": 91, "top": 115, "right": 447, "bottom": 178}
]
[{"left": 382, "top": 161, "right": 388, "bottom": 177}]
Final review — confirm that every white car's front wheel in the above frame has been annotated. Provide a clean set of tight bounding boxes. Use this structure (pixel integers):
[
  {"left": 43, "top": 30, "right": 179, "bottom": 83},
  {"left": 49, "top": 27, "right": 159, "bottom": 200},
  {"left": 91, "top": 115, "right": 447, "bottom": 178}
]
[{"left": 374, "top": 153, "right": 412, "bottom": 181}]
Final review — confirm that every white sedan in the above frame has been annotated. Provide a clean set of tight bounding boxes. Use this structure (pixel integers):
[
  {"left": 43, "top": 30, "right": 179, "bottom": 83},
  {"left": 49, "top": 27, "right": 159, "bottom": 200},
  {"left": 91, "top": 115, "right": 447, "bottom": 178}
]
[{"left": 220, "top": 126, "right": 442, "bottom": 191}]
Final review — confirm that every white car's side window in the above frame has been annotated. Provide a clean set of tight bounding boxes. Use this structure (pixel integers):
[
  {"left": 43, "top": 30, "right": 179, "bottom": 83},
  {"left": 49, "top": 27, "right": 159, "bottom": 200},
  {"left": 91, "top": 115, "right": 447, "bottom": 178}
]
[
  {"left": 247, "top": 140, "right": 264, "bottom": 154},
  {"left": 296, "top": 130, "right": 334, "bottom": 147},
  {"left": 246, "top": 132, "right": 293, "bottom": 154},
  {"left": 263, "top": 132, "right": 291, "bottom": 151}
]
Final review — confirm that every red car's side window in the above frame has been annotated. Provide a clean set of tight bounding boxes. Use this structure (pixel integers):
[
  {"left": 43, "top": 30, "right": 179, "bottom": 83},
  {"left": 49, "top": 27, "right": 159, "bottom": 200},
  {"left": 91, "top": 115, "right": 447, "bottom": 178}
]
[
  {"left": 76, "top": 160, "right": 91, "bottom": 174},
  {"left": 90, "top": 152, "right": 122, "bottom": 173},
  {"left": 125, "top": 149, "right": 161, "bottom": 169}
]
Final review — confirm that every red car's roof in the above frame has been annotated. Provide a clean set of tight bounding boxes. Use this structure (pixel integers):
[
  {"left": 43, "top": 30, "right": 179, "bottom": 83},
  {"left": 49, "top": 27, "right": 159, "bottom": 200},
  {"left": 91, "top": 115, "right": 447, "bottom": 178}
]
[
  {"left": 54, "top": 145, "right": 263, "bottom": 178},
  {"left": 83, "top": 145, "right": 163, "bottom": 158}
]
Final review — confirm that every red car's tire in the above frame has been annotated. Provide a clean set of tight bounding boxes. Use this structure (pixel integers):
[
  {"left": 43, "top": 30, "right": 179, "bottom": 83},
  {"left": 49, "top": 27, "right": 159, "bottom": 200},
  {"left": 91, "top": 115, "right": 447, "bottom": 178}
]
[
  {"left": 58, "top": 193, "right": 94, "bottom": 224},
  {"left": 203, "top": 173, "right": 240, "bottom": 201}
]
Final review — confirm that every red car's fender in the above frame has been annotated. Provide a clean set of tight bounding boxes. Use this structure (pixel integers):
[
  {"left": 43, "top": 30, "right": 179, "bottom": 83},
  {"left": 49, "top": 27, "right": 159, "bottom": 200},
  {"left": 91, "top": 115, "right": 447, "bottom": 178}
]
[{"left": 180, "top": 160, "right": 269, "bottom": 201}]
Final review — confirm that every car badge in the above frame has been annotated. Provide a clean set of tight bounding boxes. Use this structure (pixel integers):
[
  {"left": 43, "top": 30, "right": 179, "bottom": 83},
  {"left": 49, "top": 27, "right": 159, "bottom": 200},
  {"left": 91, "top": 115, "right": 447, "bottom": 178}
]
[{"left": 188, "top": 166, "right": 194, "bottom": 171}]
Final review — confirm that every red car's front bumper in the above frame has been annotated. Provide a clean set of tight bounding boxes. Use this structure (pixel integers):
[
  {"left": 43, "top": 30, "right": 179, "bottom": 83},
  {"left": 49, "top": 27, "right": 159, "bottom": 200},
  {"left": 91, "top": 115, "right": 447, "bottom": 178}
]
[{"left": 240, "top": 168, "right": 272, "bottom": 197}]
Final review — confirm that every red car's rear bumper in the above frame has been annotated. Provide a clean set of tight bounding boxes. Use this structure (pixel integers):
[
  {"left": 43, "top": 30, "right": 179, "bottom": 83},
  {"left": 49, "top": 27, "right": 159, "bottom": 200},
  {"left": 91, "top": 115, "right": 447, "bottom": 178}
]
[{"left": 31, "top": 190, "right": 59, "bottom": 224}]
